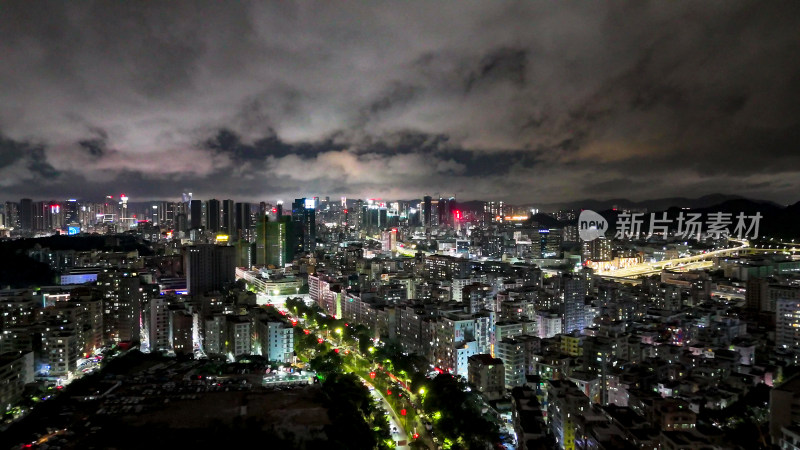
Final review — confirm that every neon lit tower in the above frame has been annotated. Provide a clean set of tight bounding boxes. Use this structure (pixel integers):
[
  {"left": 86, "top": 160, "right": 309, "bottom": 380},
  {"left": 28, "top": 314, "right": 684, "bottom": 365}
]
[{"left": 120, "top": 194, "right": 129, "bottom": 223}]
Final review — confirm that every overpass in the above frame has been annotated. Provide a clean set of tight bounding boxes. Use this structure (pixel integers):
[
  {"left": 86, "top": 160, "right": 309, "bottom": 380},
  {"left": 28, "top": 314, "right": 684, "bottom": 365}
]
[
  {"left": 595, "top": 239, "right": 749, "bottom": 279},
  {"left": 596, "top": 239, "right": 800, "bottom": 280}
]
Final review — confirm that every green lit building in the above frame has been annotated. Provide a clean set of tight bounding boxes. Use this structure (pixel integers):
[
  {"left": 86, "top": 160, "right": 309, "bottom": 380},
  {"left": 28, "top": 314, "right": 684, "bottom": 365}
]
[{"left": 256, "top": 216, "right": 295, "bottom": 268}]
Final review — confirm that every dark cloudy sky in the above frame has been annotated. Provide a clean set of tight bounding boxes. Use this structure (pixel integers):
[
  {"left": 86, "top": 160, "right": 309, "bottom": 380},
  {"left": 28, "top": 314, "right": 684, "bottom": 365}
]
[{"left": 1, "top": 1, "right": 799, "bottom": 204}]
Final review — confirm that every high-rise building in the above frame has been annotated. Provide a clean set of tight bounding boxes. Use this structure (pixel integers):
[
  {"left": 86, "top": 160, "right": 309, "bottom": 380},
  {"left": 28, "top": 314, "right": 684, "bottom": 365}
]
[
  {"left": 423, "top": 196, "right": 432, "bottom": 228},
  {"left": 547, "top": 380, "right": 591, "bottom": 450},
  {"left": 255, "top": 216, "right": 295, "bottom": 268},
  {"left": 0, "top": 352, "right": 34, "bottom": 408},
  {"left": 165, "top": 202, "right": 176, "bottom": 227},
  {"left": 3, "top": 202, "right": 19, "bottom": 229},
  {"left": 292, "top": 198, "right": 316, "bottom": 253},
  {"left": 484, "top": 201, "right": 506, "bottom": 224},
  {"left": 495, "top": 337, "right": 526, "bottom": 388},
  {"left": 112, "top": 275, "right": 149, "bottom": 343},
  {"left": 235, "top": 239, "right": 253, "bottom": 269},
  {"left": 468, "top": 354, "right": 505, "bottom": 400},
  {"left": 226, "top": 315, "right": 252, "bottom": 356},
  {"left": 145, "top": 296, "right": 170, "bottom": 352},
  {"left": 19, "top": 198, "right": 33, "bottom": 231},
  {"left": 582, "top": 237, "right": 612, "bottom": 261},
  {"left": 184, "top": 244, "right": 237, "bottom": 296},
  {"left": 562, "top": 275, "right": 587, "bottom": 334},
  {"left": 175, "top": 213, "right": 188, "bottom": 234},
  {"left": 777, "top": 299, "right": 800, "bottom": 354},
  {"left": 171, "top": 310, "right": 194, "bottom": 355},
  {"left": 40, "top": 328, "right": 78, "bottom": 377},
  {"left": 221, "top": 199, "right": 235, "bottom": 234},
  {"left": 255, "top": 320, "right": 294, "bottom": 363},
  {"left": 538, "top": 228, "right": 563, "bottom": 258},
  {"left": 770, "top": 374, "right": 800, "bottom": 446},
  {"left": 150, "top": 203, "right": 160, "bottom": 225},
  {"left": 438, "top": 197, "right": 455, "bottom": 228},
  {"left": 235, "top": 202, "right": 251, "bottom": 240},
  {"left": 32, "top": 201, "right": 46, "bottom": 231},
  {"left": 207, "top": 199, "right": 221, "bottom": 233},
  {"left": 64, "top": 199, "right": 79, "bottom": 226},
  {"left": 45, "top": 202, "right": 65, "bottom": 230},
  {"left": 190, "top": 200, "right": 204, "bottom": 230}
]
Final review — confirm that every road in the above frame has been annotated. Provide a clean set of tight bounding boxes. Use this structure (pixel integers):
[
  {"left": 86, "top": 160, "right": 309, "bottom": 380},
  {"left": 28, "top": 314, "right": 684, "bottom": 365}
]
[
  {"left": 598, "top": 246, "right": 800, "bottom": 279},
  {"left": 363, "top": 379, "right": 411, "bottom": 450},
  {"left": 286, "top": 307, "right": 431, "bottom": 449},
  {"left": 596, "top": 239, "right": 750, "bottom": 278}
]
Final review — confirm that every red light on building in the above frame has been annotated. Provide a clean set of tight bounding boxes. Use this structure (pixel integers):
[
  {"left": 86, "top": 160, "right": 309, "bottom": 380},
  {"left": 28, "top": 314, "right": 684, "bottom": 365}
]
[
  {"left": 291, "top": 320, "right": 297, "bottom": 326},
  {"left": 454, "top": 210, "right": 462, "bottom": 220},
  {"left": 344, "top": 209, "right": 348, "bottom": 213},
  {"left": 303, "top": 329, "right": 310, "bottom": 335},
  {"left": 400, "top": 409, "right": 407, "bottom": 416},
  {"left": 317, "top": 338, "right": 324, "bottom": 344},
  {"left": 369, "top": 371, "right": 376, "bottom": 379},
  {"left": 272, "top": 208, "right": 277, "bottom": 213},
  {"left": 334, "top": 348, "right": 340, "bottom": 353}
]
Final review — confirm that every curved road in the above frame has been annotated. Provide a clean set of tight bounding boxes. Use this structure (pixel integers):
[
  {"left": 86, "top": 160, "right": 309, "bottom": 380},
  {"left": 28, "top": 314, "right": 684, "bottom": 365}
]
[
  {"left": 362, "top": 379, "right": 411, "bottom": 450},
  {"left": 596, "top": 239, "right": 751, "bottom": 278}
]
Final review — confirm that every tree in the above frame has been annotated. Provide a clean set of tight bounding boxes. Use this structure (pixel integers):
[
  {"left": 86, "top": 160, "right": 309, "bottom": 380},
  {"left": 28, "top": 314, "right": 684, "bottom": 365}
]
[
  {"left": 319, "top": 373, "right": 392, "bottom": 449},
  {"left": 422, "top": 374, "right": 500, "bottom": 449},
  {"left": 309, "top": 349, "right": 343, "bottom": 375}
]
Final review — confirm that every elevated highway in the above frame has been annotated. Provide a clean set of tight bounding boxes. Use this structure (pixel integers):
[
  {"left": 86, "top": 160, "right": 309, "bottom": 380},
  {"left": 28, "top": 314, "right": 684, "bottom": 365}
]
[{"left": 596, "top": 239, "right": 800, "bottom": 280}]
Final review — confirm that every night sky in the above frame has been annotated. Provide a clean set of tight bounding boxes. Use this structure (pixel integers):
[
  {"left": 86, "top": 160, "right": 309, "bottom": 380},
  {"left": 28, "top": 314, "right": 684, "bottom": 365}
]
[{"left": 1, "top": 1, "right": 799, "bottom": 204}]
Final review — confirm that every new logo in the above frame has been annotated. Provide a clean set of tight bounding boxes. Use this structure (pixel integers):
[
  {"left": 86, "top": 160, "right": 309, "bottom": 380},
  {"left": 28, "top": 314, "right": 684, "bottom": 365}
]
[{"left": 578, "top": 210, "right": 607, "bottom": 242}]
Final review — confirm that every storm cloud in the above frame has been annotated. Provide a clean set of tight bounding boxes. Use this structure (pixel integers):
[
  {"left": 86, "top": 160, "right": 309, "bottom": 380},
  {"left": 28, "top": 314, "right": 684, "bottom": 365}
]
[{"left": 1, "top": 1, "right": 798, "bottom": 204}]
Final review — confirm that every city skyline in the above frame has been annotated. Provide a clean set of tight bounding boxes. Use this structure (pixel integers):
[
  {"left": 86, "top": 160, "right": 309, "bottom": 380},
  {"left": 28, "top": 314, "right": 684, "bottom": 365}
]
[
  {"left": 2, "top": 2, "right": 800, "bottom": 203},
  {"left": 2, "top": 3, "right": 800, "bottom": 448}
]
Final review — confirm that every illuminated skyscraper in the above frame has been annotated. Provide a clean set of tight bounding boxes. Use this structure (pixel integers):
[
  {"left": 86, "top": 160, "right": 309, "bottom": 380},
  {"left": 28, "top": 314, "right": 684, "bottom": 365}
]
[
  {"left": 484, "top": 201, "right": 506, "bottom": 224},
  {"left": 777, "top": 299, "right": 800, "bottom": 354},
  {"left": 582, "top": 237, "right": 612, "bottom": 262},
  {"left": 64, "top": 199, "right": 79, "bottom": 226},
  {"left": 562, "top": 275, "right": 587, "bottom": 334},
  {"left": 255, "top": 216, "right": 295, "bottom": 267},
  {"left": 4, "top": 201, "right": 19, "bottom": 229},
  {"left": 292, "top": 198, "right": 316, "bottom": 253}
]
